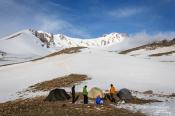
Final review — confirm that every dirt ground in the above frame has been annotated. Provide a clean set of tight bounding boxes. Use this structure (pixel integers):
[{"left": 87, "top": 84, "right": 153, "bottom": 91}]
[
  {"left": 32, "top": 47, "right": 86, "bottom": 61},
  {"left": 47, "top": 47, "right": 86, "bottom": 57},
  {"left": 28, "top": 74, "right": 90, "bottom": 92},
  {"left": 149, "top": 50, "right": 175, "bottom": 57},
  {"left": 119, "top": 39, "right": 175, "bottom": 54},
  {"left": 0, "top": 96, "right": 145, "bottom": 116}
]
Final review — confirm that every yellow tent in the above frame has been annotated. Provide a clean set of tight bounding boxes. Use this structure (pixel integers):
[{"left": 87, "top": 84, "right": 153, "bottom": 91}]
[{"left": 88, "top": 87, "right": 104, "bottom": 98}]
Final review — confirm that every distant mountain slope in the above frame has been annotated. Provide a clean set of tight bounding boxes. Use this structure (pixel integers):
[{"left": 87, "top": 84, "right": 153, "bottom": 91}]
[
  {"left": 0, "top": 30, "right": 54, "bottom": 55},
  {"left": 0, "top": 30, "right": 57, "bottom": 66},
  {"left": 119, "top": 39, "right": 175, "bottom": 62},
  {"left": 31, "top": 29, "right": 126, "bottom": 48},
  {"left": 1, "top": 29, "right": 175, "bottom": 65},
  {"left": 53, "top": 32, "right": 125, "bottom": 47},
  {"left": 0, "top": 29, "right": 126, "bottom": 66}
]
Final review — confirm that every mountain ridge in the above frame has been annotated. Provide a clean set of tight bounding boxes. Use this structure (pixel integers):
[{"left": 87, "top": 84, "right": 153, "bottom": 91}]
[
  {"left": 0, "top": 29, "right": 175, "bottom": 66},
  {"left": 29, "top": 29, "right": 126, "bottom": 48}
]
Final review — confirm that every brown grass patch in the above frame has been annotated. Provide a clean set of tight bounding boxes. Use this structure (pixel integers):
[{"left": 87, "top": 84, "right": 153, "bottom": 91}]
[
  {"left": 28, "top": 74, "right": 90, "bottom": 92},
  {"left": 149, "top": 51, "right": 175, "bottom": 57},
  {"left": 6, "top": 33, "right": 22, "bottom": 40},
  {"left": 125, "top": 97, "right": 161, "bottom": 104},
  {"left": 0, "top": 47, "right": 86, "bottom": 67},
  {"left": 47, "top": 47, "right": 86, "bottom": 57},
  {"left": 119, "top": 46, "right": 146, "bottom": 54},
  {"left": 119, "top": 39, "right": 175, "bottom": 54},
  {"left": 32, "top": 47, "right": 86, "bottom": 61}
]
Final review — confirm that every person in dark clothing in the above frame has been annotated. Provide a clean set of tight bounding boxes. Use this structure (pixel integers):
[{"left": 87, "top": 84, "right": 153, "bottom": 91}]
[
  {"left": 83, "top": 85, "right": 88, "bottom": 104},
  {"left": 72, "top": 85, "right": 75, "bottom": 103}
]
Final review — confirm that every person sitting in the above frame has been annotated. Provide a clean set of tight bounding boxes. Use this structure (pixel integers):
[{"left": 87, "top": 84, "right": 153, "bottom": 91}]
[{"left": 96, "top": 95, "right": 103, "bottom": 105}]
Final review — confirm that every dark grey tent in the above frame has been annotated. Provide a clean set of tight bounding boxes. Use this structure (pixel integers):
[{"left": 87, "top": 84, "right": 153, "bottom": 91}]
[
  {"left": 117, "top": 88, "right": 132, "bottom": 100},
  {"left": 45, "top": 89, "right": 70, "bottom": 101}
]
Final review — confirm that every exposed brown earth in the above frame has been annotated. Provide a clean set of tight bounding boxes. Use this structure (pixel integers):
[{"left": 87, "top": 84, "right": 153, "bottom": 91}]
[
  {"left": 0, "top": 47, "right": 85, "bottom": 67},
  {"left": 6, "top": 33, "right": 22, "bottom": 40},
  {"left": 47, "top": 47, "right": 86, "bottom": 57},
  {"left": 28, "top": 74, "right": 90, "bottom": 92},
  {"left": 0, "top": 91, "right": 162, "bottom": 116},
  {"left": 149, "top": 50, "right": 175, "bottom": 57},
  {"left": 0, "top": 89, "right": 160, "bottom": 116},
  {"left": 125, "top": 97, "right": 161, "bottom": 104},
  {"left": 0, "top": 96, "right": 145, "bottom": 116},
  {"left": 32, "top": 47, "right": 86, "bottom": 61},
  {"left": 119, "top": 39, "right": 175, "bottom": 54},
  {"left": 119, "top": 46, "right": 146, "bottom": 54},
  {"left": 143, "top": 90, "right": 153, "bottom": 94}
]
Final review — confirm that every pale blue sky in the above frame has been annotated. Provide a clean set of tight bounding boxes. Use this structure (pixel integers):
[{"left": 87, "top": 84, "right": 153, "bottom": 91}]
[{"left": 0, "top": 0, "right": 175, "bottom": 38}]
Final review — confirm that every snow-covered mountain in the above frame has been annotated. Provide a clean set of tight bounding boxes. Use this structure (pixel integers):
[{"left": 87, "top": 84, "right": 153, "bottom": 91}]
[
  {"left": 30, "top": 29, "right": 126, "bottom": 48},
  {"left": 53, "top": 32, "right": 125, "bottom": 47},
  {"left": 0, "top": 30, "right": 58, "bottom": 66},
  {"left": 0, "top": 30, "right": 53, "bottom": 55},
  {"left": 0, "top": 29, "right": 126, "bottom": 65},
  {"left": 1, "top": 29, "right": 175, "bottom": 65}
]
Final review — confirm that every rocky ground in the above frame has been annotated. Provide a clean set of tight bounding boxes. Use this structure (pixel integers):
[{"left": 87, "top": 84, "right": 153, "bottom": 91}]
[{"left": 0, "top": 96, "right": 146, "bottom": 116}]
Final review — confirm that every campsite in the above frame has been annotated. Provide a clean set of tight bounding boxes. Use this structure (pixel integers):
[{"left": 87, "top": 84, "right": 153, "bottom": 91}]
[{"left": 0, "top": 74, "right": 162, "bottom": 116}]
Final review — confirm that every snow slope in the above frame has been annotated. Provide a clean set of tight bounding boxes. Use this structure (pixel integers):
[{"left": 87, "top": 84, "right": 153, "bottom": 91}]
[
  {"left": 118, "top": 39, "right": 175, "bottom": 62},
  {"left": 0, "top": 47, "right": 175, "bottom": 115},
  {"left": 117, "top": 92, "right": 175, "bottom": 116},
  {"left": 0, "top": 30, "right": 57, "bottom": 66},
  {"left": 0, "top": 48, "right": 175, "bottom": 101},
  {"left": 126, "top": 45, "right": 175, "bottom": 62}
]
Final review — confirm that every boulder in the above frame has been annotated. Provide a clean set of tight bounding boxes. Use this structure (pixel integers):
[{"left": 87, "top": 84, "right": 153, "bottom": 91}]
[
  {"left": 45, "top": 89, "right": 70, "bottom": 101},
  {"left": 172, "top": 93, "right": 175, "bottom": 97},
  {"left": 117, "top": 88, "right": 132, "bottom": 100},
  {"left": 143, "top": 90, "right": 153, "bottom": 94}
]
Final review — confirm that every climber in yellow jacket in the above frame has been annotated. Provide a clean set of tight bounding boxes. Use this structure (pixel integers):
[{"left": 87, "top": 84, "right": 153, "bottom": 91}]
[{"left": 109, "top": 84, "right": 117, "bottom": 103}]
